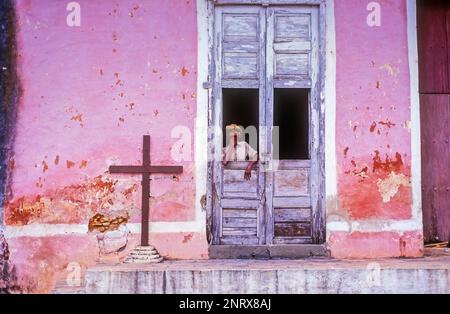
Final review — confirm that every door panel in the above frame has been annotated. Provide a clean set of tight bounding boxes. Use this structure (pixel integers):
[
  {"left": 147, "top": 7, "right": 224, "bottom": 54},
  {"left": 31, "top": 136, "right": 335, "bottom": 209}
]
[
  {"left": 213, "top": 6, "right": 266, "bottom": 245},
  {"left": 420, "top": 94, "right": 450, "bottom": 243},
  {"left": 271, "top": 8, "right": 314, "bottom": 86},
  {"left": 265, "top": 7, "right": 319, "bottom": 245},
  {"left": 417, "top": 0, "right": 450, "bottom": 94},
  {"left": 220, "top": 163, "right": 262, "bottom": 245},
  {"left": 218, "top": 6, "right": 264, "bottom": 83}
]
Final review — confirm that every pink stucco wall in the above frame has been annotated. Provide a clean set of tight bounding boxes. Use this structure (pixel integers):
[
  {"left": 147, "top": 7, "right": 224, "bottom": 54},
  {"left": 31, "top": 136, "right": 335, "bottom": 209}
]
[
  {"left": 329, "top": 0, "right": 422, "bottom": 258},
  {"left": 5, "top": 0, "right": 207, "bottom": 292}
]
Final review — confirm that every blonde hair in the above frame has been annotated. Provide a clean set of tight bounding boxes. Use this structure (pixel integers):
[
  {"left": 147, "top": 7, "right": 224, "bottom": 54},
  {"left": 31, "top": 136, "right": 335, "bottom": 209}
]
[
  {"left": 226, "top": 124, "right": 244, "bottom": 135},
  {"left": 225, "top": 124, "right": 244, "bottom": 143}
]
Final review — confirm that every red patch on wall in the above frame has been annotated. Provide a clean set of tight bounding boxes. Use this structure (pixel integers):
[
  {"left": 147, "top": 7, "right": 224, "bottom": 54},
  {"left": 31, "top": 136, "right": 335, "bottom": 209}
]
[
  {"left": 372, "top": 151, "right": 403, "bottom": 173},
  {"left": 328, "top": 231, "right": 423, "bottom": 258},
  {"left": 340, "top": 152, "right": 411, "bottom": 220},
  {"left": 181, "top": 66, "right": 189, "bottom": 77},
  {"left": 4, "top": 175, "right": 139, "bottom": 226},
  {"left": 182, "top": 233, "right": 193, "bottom": 243},
  {"left": 343, "top": 147, "right": 349, "bottom": 157}
]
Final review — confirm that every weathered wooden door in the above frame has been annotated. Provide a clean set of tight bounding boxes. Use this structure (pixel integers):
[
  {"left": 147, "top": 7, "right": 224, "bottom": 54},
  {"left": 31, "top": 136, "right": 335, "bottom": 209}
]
[
  {"left": 210, "top": 4, "right": 323, "bottom": 246},
  {"left": 211, "top": 6, "right": 267, "bottom": 245},
  {"left": 417, "top": 0, "right": 450, "bottom": 243}
]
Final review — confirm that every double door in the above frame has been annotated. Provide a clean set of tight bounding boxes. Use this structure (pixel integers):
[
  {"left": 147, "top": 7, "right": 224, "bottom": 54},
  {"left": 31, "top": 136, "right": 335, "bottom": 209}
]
[{"left": 210, "top": 5, "right": 323, "bottom": 245}]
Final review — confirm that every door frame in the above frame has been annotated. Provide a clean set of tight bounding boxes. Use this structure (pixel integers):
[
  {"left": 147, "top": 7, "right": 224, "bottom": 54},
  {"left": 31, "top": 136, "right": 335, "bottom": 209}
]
[{"left": 205, "top": 0, "right": 327, "bottom": 257}]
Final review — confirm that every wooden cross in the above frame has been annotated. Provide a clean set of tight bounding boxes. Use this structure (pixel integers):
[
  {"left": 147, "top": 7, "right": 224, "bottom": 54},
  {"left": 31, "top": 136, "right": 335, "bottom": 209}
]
[{"left": 109, "top": 135, "right": 183, "bottom": 246}]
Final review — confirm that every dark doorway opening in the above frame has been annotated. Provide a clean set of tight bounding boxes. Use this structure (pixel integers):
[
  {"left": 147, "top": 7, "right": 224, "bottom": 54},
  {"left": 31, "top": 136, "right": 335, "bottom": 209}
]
[
  {"left": 222, "top": 88, "right": 259, "bottom": 151},
  {"left": 274, "top": 88, "right": 309, "bottom": 160}
]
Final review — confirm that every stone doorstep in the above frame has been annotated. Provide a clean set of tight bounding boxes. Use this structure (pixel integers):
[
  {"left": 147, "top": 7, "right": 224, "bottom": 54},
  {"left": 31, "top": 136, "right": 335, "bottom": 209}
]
[
  {"left": 128, "top": 250, "right": 159, "bottom": 256},
  {"left": 132, "top": 246, "right": 156, "bottom": 251},
  {"left": 79, "top": 255, "right": 450, "bottom": 294},
  {"left": 123, "top": 257, "right": 164, "bottom": 264},
  {"left": 124, "top": 254, "right": 162, "bottom": 261}
]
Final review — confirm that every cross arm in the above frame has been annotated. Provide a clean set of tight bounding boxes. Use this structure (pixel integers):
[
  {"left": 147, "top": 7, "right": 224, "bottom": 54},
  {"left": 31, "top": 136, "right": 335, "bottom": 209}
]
[{"left": 109, "top": 165, "right": 183, "bottom": 174}]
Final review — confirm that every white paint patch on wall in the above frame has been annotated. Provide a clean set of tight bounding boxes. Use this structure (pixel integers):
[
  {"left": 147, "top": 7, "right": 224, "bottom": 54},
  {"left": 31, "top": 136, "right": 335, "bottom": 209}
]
[
  {"left": 193, "top": 0, "right": 209, "bottom": 232},
  {"left": 326, "top": 220, "right": 423, "bottom": 233},
  {"left": 4, "top": 222, "right": 204, "bottom": 238},
  {"left": 406, "top": 0, "right": 423, "bottom": 227}
]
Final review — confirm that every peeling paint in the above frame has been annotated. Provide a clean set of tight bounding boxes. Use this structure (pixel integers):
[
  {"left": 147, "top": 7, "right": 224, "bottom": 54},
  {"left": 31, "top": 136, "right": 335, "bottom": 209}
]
[
  {"left": 65, "top": 160, "right": 75, "bottom": 169},
  {"left": 377, "top": 172, "right": 411, "bottom": 203},
  {"left": 1, "top": 239, "right": 21, "bottom": 293},
  {"left": 372, "top": 151, "right": 403, "bottom": 173},
  {"left": 182, "top": 233, "right": 193, "bottom": 243},
  {"left": 379, "top": 63, "right": 400, "bottom": 77},
  {"left": 5, "top": 174, "right": 139, "bottom": 226},
  {"left": 88, "top": 212, "right": 129, "bottom": 233}
]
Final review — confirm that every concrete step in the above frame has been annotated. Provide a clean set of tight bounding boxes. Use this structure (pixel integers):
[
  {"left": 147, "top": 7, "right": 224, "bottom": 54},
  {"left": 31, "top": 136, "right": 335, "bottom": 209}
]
[{"left": 83, "top": 255, "right": 450, "bottom": 294}]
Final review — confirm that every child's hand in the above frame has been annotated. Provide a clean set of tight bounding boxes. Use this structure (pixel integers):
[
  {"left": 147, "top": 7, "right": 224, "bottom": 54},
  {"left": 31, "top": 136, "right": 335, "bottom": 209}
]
[{"left": 244, "top": 168, "right": 252, "bottom": 180}]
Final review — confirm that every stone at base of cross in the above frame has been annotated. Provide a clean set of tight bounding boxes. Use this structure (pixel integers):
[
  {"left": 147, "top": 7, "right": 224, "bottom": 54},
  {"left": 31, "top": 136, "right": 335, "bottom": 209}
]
[{"left": 123, "top": 245, "right": 164, "bottom": 264}]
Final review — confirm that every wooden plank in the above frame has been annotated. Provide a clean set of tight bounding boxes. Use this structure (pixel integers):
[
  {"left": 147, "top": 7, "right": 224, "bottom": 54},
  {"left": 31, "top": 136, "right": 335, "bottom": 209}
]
[
  {"left": 221, "top": 80, "right": 259, "bottom": 89},
  {"left": 223, "top": 169, "right": 258, "bottom": 193},
  {"left": 272, "top": 237, "right": 313, "bottom": 245},
  {"left": 274, "top": 222, "right": 311, "bottom": 237},
  {"left": 264, "top": 7, "right": 275, "bottom": 245},
  {"left": 223, "top": 52, "right": 258, "bottom": 79},
  {"left": 221, "top": 198, "right": 259, "bottom": 208},
  {"left": 447, "top": 2, "right": 450, "bottom": 93},
  {"left": 223, "top": 227, "right": 257, "bottom": 236},
  {"left": 273, "top": 79, "right": 312, "bottom": 88},
  {"left": 420, "top": 94, "right": 450, "bottom": 242},
  {"left": 313, "top": 1, "right": 326, "bottom": 244},
  {"left": 274, "top": 169, "right": 309, "bottom": 197},
  {"left": 220, "top": 236, "right": 259, "bottom": 245},
  {"left": 223, "top": 41, "right": 258, "bottom": 53},
  {"left": 309, "top": 5, "right": 324, "bottom": 244},
  {"left": 212, "top": 6, "right": 224, "bottom": 244},
  {"left": 223, "top": 217, "right": 257, "bottom": 228},
  {"left": 274, "top": 14, "right": 310, "bottom": 40},
  {"left": 222, "top": 209, "right": 258, "bottom": 218},
  {"left": 223, "top": 13, "right": 258, "bottom": 39},
  {"left": 274, "top": 207, "right": 311, "bottom": 222},
  {"left": 257, "top": 7, "right": 267, "bottom": 245},
  {"left": 273, "top": 40, "right": 311, "bottom": 52},
  {"left": 273, "top": 196, "right": 311, "bottom": 208},
  {"left": 277, "top": 159, "right": 311, "bottom": 169},
  {"left": 275, "top": 53, "right": 309, "bottom": 77}
]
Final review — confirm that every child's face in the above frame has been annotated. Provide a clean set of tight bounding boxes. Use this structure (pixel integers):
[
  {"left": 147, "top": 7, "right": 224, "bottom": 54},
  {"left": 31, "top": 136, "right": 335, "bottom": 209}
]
[{"left": 229, "top": 130, "right": 240, "bottom": 139}]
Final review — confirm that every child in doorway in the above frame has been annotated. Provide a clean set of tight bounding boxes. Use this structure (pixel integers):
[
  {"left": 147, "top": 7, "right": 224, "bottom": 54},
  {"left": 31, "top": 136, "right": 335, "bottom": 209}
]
[{"left": 222, "top": 124, "right": 258, "bottom": 180}]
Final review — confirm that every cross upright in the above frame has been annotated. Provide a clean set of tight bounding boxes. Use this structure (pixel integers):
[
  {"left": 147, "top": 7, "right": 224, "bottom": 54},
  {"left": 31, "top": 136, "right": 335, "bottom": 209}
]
[{"left": 109, "top": 135, "right": 183, "bottom": 246}]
